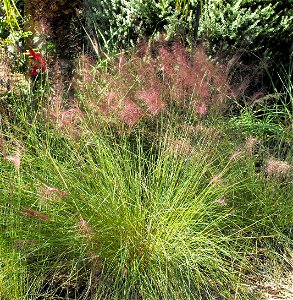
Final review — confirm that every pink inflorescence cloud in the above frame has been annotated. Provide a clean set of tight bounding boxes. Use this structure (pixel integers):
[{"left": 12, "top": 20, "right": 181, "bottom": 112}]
[
  {"left": 137, "top": 87, "right": 165, "bottom": 116},
  {"left": 49, "top": 105, "right": 84, "bottom": 128},
  {"left": 120, "top": 98, "right": 144, "bottom": 126},
  {"left": 74, "top": 38, "right": 235, "bottom": 127},
  {"left": 196, "top": 102, "right": 208, "bottom": 116}
]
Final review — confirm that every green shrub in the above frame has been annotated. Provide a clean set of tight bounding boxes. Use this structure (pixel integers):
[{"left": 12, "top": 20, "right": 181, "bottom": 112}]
[
  {"left": 199, "top": 0, "right": 293, "bottom": 69},
  {"left": 84, "top": 0, "right": 292, "bottom": 64},
  {"left": 0, "top": 0, "right": 32, "bottom": 46},
  {"left": 83, "top": 0, "right": 200, "bottom": 51}
]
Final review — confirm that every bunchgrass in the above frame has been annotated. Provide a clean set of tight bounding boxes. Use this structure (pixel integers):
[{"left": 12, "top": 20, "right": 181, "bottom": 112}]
[
  {"left": 0, "top": 112, "right": 291, "bottom": 299},
  {"left": 0, "top": 40, "right": 292, "bottom": 299}
]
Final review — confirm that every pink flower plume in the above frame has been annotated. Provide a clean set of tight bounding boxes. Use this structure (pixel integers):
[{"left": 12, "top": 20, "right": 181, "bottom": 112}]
[
  {"left": 120, "top": 98, "right": 144, "bottom": 126},
  {"left": 196, "top": 102, "right": 208, "bottom": 116},
  {"left": 137, "top": 87, "right": 165, "bottom": 115}
]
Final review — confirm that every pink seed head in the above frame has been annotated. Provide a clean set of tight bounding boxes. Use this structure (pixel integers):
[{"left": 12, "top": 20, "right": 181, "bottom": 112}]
[
  {"left": 40, "top": 185, "right": 68, "bottom": 198},
  {"left": 55, "top": 106, "right": 83, "bottom": 128},
  {"left": 159, "top": 46, "right": 174, "bottom": 77},
  {"left": 78, "top": 218, "right": 92, "bottom": 235},
  {"left": 6, "top": 151, "right": 21, "bottom": 171},
  {"left": 22, "top": 208, "right": 51, "bottom": 221},
  {"left": 216, "top": 197, "right": 227, "bottom": 206},
  {"left": 229, "top": 151, "right": 242, "bottom": 162},
  {"left": 120, "top": 98, "right": 144, "bottom": 126},
  {"left": 266, "top": 158, "right": 291, "bottom": 178},
  {"left": 99, "top": 91, "right": 118, "bottom": 116},
  {"left": 137, "top": 87, "right": 164, "bottom": 115},
  {"left": 196, "top": 102, "right": 208, "bottom": 116},
  {"left": 210, "top": 175, "right": 220, "bottom": 185}
]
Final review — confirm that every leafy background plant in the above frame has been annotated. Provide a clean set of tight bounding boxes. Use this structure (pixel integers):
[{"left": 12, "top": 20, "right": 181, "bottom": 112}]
[{"left": 83, "top": 0, "right": 201, "bottom": 52}]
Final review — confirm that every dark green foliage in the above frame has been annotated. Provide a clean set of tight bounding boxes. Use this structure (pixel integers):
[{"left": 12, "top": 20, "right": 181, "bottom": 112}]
[
  {"left": 83, "top": 0, "right": 200, "bottom": 51},
  {"left": 199, "top": 0, "right": 293, "bottom": 87}
]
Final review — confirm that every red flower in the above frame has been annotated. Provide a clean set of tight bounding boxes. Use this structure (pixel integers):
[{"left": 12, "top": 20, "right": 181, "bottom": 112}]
[
  {"left": 29, "top": 49, "right": 36, "bottom": 58},
  {"left": 30, "top": 65, "right": 38, "bottom": 76},
  {"left": 29, "top": 49, "right": 47, "bottom": 77},
  {"left": 34, "top": 53, "right": 42, "bottom": 60}
]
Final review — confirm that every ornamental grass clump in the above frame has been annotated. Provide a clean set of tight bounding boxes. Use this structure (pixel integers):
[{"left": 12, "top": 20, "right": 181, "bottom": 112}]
[{"left": 1, "top": 127, "right": 258, "bottom": 299}]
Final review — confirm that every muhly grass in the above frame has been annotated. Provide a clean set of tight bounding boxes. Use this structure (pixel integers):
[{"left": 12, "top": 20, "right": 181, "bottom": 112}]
[
  {"left": 0, "top": 115, "right": 291, "bottom": 299},
  {"left": 72, "top": 39, "right": 236, "bottom": 130},
  {"left": 0, "top": 39, "right": 292, "bottom": 299},
  {"left": 0, "top": 122, "right": 257, "bottom": 299}
]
